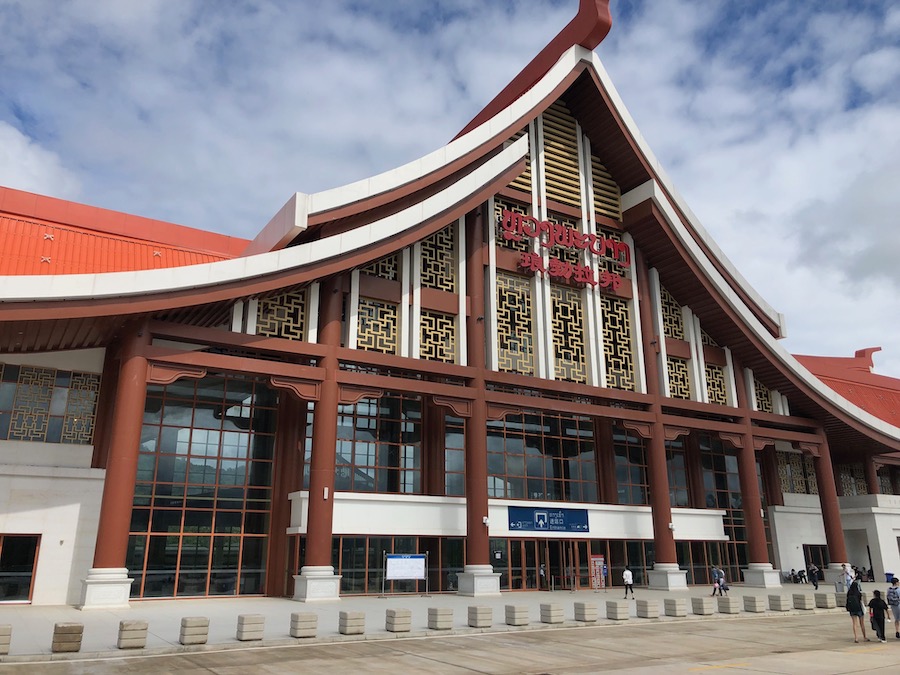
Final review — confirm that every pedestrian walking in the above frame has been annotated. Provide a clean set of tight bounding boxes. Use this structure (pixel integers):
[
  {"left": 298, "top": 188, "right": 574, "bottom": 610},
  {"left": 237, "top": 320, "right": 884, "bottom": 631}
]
[
  {"left": 868, "top": 589, "right": 889, "bottom": 643},
  {"left": 846, "top": 575, "right": 870, "bottom": 643},
  {"left": 886, "top": 578, "right": 900, "bottom": 639},
  {"left": 622, "top": 566, "right": 635, "bottom": 599},
  {"left": 710, "top": 566, "right": 725, "bottom": 596},
  {"left": 807, "top": 562, "right": 819, "bottom": 590},
  {"left": 840, "top": 564, "right": 853, "bottom": 592}
]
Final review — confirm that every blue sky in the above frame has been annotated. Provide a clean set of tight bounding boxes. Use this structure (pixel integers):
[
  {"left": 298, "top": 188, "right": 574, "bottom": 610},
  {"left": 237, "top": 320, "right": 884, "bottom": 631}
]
[{"left": 1, "top": 0, "right": 898, "bottom": 377}]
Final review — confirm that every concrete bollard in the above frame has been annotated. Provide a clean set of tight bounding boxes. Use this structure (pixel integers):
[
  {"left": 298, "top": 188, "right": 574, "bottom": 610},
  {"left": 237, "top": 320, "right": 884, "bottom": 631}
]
[
  {"left": 385, "top": 608, "right": 412, "bottom": 633},
  {"left": 574, "top": 601, "right": 598, "bottom": 622},
  {"left": 815, "top": 592, "right": 836, "bottom": 609},
  {"left": 468, "top": 606, "right": 492, "bottom": 628},
  {"left": 691, "top": 597, "right": 715, "bottom": 616},
  {"left": 835, "top": 592, "right": 847, "bottom": 608},
  {"left": 52, "top": 623, "right": 84, "bottom": 653},
  {"left": 540, "top": 603, "right": 564, "bottom": 624},
  {"left": 236, "top": 614, "right": 265, "bottom": 641},
  {"left": 428, "top": 607, "right": 453, "bottom": 630},
  {"left": 792, "top": 594, "right": 815, "bottom": 610},
  {"left": 505, "top": 605, "right": 529, "bottom": 626},
  {"left": 339, "top": 611, "right": 365, "bottom": 635},
  {"left": 0, "top": 624, "right": 11, "bottom": 656},
  {"left": 179, "top": 617, "right": 209, "bottom": 646},
  {"left": 664, "top": 598, "right": 687, "bottom": 617},
  {"left": 290, "top": 612, "right": 318, "bottom": 638},
  {"left": 716, "top": 596, "right": 740, "bottom": 614},
  {"left": 768, "top": 595, "right": 791, "bottom": 612},
  {"left": 606, "top": 600, "right": 629, "bottom": 621},
  {"left": 117, "top": 620, "right": 148, "bottom": 650},
  {"left": 635, "top": 599, "right": 658, "bottom": 618},
  {"left": 743, "top": 596, "right": 766, "bottom": 613}
]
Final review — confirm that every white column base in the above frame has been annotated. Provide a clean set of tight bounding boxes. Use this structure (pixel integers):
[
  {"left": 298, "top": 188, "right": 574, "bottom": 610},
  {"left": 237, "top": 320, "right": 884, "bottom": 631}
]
[
  {"left": 647, "top": 563, "right": 688, "bottom": 591},
  {"left": 741, "top": 563, "right": 783, "bottom": 588},
  {"left": 293, "top": 565, "right": 342, "bottom": 602},
  {"left": 78, "top": 567, "right": 134, "bottom": 610},
  {"left": 456, "top": 564, "right": 501, "bottom": 597}
]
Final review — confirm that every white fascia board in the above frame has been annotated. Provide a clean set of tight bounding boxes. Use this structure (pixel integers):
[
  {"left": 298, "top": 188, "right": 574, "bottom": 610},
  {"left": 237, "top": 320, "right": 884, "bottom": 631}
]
[
  {"left": 630, "top": 179, "right": 900, "bottom": 443},
  {"left": 588, "top": 50, "right": 785, "bottom": 337},
  {"left": 243, "top": 192, "right": 310, "bottom": 256},
  {"left": 0, "top": 137, "right": 529, "bottom": 304},
  {"left": 304, "top": 48, "right": 592, "bottom": 218}
]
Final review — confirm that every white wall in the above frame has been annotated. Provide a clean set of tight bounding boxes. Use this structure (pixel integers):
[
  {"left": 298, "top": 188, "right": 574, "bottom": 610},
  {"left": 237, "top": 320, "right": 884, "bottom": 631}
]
[
  {"left": 0, "top": 464, "right": 104, "bottom": 605},
  {"left": 288, "top": 491, "right": 727, "bottom": 542},
  {"left": 839, "top": 493, "right": 900, "bottom": 582},
  {"left": 769, "top": 493, "right": 827, "bottom": 573}
]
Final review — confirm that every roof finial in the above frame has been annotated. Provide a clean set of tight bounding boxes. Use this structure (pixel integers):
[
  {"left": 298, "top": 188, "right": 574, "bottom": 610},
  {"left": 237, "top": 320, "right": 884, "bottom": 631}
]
[{"left": 455, "top": 1, "right": 612, "bottom": 138}]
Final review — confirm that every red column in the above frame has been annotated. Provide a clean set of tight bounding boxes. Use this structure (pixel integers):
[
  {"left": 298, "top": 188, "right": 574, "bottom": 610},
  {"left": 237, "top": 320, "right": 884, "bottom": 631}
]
[
  {"left": 464, "top": 209, "right": 490, "bottom": 567},
  {"left": 92, "top": 323, "right": 150, "bottom": 569},
  {"left": 633, "top": 250, "right": 676, "bottom": 566},
  {"left": 303, "top": 276, "right": 342, "bottom": 567},
  {"left": 813, "top": 440, "right": 849, "bottom": 564},
  {"left": 646, "top": 419, "right": 677, "bottom": 564},
  {"left": 864, "top": 457, "right": 880, "bottom": 495},
  {"left": 736, "top": 429, "right": 769, "bottom": 564}
]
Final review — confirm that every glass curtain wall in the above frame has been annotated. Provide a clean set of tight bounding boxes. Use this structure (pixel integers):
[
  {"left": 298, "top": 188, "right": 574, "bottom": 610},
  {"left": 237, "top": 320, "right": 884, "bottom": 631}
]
[{"left": 127, "top": 374, "right": 278, "bottom": 598}]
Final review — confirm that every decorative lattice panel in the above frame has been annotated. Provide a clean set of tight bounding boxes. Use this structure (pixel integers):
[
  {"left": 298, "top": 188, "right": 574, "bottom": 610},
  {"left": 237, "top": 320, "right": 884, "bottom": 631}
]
[
  {"left": 508, "top": 128, "right": 532, "bottom": 194},
  {"left": 754, "top": 379, "right": 773, "bottom": 413},
  {"left": 420, "top": 310, "right": 456, "bottom": 363},
  {"left": 357, "top": 298, "right": 399, "bottom": 354},
  {"left": 705, "top": 364, "right": 727, "bottom": 405},
  {"left": 601, "top": 295, "right": 635, "bottom": 390},
  {"left": 8, "top": 366, "right": 54, "bottom": 440},
  {"left": 361, "top": 254, "right": 399, "bottom": 281},
  {"left": 496, "top": 272, "right": 534, "bottom": 375},
  {"left": 839, "top": 465, "right": 855, "bottom": 496},
  {"left": 851, "top": 463, "right": 867, "bottom": 495},
  {"left": 420, "top": 225, "right": 456, "bottom": 292},
  {"left": 595, "top": 226, "right": 628, "bottom": 277},
  {"left": 667, "top": 357, "right": 692, "bottom": 400},
  {"left": 777, "top": 452, "right": 791, "bottom": 493},
  {"left": 542, "top": 101, "right": 581, "bottom": 208},
  {"left": 494, "top": 199, "right": 531, "bottom": 254},
  {"left": 880, "top": 470, "right": 894, "bottom": 495},
  {"left": 789, "top": 453, "right": 806, "bottom": 493},
  {"left": 805, "top": 456, "right": 818, "bottom": 494},
  {"left": 2, "top": 364, "right": 99, "bottom": 444},
  {"left": 61, "top": 372, "right": 100, "bottom": 443},
  {"left": 660, "top": 285, "right": 684, "bottom": 340},
  {"left": 256, "top": 287, "right": 307, "bottom": 341},
  {"left": 550, "top": 285, "right": 586, "bottom": 383},
  {"left": 700, "top": 329, "right": 719, "bottom": 347},
  {"left": 591, "top": 155, "right": 621, "bottom": 221}
]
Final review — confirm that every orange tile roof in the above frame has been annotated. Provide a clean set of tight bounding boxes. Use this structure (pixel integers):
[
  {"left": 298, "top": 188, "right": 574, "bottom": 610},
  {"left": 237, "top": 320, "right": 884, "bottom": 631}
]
[
  {"left": 796, "top": 349, "right": 900, "bottom": 428},
  {"left": 0, "top": 186, "right": 249, "bottom": 275}
]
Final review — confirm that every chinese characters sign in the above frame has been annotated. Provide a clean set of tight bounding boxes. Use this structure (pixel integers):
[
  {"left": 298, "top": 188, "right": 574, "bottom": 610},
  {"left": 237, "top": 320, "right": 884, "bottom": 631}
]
[{"left": 499, "top": 209, "right": 630, "bottom": 289}]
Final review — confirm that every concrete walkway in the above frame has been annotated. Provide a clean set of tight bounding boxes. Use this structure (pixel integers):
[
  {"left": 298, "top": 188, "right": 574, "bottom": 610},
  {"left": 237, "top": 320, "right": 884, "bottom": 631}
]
[{"left": 0, "top": 581, "right": 870, "bottom": 664}]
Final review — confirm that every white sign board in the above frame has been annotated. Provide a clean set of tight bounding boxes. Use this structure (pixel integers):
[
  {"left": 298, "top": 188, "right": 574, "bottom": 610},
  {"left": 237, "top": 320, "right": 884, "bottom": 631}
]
[{"left": 385, "top": 554, "right": 427, "bottom": 580}]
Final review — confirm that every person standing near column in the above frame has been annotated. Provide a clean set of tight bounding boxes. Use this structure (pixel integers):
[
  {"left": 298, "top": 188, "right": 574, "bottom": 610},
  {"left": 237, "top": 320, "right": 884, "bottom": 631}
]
[{"left": 622, "top": 566, "right": 634, "bottom": 599}]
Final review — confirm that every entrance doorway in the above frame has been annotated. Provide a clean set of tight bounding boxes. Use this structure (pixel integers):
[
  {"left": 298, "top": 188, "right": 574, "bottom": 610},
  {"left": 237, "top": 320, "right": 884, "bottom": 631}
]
[{"left": 504, "top": 539, "right": 589, "bottom": 591}]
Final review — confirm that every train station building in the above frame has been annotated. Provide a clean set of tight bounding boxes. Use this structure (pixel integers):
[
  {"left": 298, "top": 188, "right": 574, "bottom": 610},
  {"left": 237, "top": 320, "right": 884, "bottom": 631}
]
[{"left": 1, "top": 1, "right": 899, "bottom": 607}]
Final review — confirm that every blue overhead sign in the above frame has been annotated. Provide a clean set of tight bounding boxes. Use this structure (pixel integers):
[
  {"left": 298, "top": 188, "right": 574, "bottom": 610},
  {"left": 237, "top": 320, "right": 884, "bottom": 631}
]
[{"left": 508, "top": 506, "right": 589, "bottom": 533}]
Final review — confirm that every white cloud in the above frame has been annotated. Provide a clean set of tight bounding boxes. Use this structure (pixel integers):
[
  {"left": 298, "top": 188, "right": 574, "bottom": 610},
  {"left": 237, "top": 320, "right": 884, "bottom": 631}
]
[{"left": 0, "top": 122, "right": 81, "bottom": 198}]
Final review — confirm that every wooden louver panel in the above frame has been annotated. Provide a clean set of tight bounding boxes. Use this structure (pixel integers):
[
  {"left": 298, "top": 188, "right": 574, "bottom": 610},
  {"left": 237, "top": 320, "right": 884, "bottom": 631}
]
[
  {"left": 542, "top": 101, "right": 581, "bottom": 208},
  {"left": 591, "top": 155, "right": 621, "bottom": 221},
  {"left": 507, "top": 128, "right": 532, "bottom": 194}
]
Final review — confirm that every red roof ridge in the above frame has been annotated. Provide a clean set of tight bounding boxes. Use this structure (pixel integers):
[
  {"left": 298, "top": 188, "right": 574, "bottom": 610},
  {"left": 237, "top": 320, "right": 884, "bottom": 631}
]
[{"left": 454, "top": 0, "right": 612, "bottom": 139}]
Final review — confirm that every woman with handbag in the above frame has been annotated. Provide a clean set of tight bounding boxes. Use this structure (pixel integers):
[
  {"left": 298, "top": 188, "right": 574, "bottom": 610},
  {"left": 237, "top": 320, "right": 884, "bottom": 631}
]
[{"left": 846, "top": 574, "right": 870, "bottom": 643}]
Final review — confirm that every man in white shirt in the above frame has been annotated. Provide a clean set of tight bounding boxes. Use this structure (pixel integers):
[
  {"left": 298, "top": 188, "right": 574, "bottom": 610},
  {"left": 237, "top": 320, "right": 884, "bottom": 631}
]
[{"left": 623, "top": 567, "right": 634, "bottom": 599}]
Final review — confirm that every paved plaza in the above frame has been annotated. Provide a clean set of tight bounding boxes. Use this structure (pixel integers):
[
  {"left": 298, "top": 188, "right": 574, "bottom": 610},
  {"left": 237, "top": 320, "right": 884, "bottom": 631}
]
[{"left": 1, "top": 585, "right": 899, "bottom": 673}]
